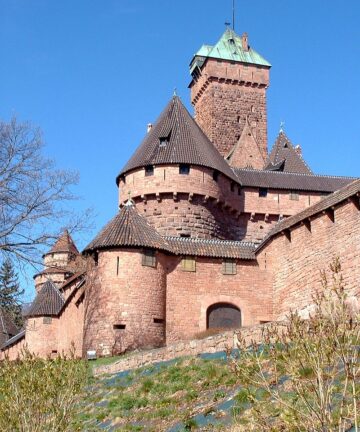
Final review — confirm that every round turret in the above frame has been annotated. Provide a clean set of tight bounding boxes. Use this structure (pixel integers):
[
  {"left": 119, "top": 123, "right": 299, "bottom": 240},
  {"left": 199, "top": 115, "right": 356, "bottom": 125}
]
[{"left": 116, "top": 96, "right": 244, "bottom": 240}]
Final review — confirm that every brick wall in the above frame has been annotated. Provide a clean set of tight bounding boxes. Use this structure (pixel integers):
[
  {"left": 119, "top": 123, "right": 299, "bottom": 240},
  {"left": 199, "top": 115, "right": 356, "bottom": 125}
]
[
  {"left": 165, "top": 255, "right": 273, "bottom": 342},
  {"left": 259, "top": 199, "right": 360, "bottom": 319},
  {"left": 83, "top": 249, "right": 167, "bottom": 357},
  {"left": 190, "top": 58, "right": 269, "bottom": 161}
]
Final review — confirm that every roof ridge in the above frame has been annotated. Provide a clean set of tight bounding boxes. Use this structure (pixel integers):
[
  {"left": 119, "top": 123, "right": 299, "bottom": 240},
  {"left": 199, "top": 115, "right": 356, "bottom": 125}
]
[
  {"left": 164, "top": 236, "right": 256, "bottom": 247},
  {"left": 236, "top": 167, "right": 356, "bottom": 180}
]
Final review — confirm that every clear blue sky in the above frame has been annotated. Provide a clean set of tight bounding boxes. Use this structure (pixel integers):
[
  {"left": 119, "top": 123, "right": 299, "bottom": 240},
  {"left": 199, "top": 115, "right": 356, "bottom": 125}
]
[{"left": 1, "top": 0, "right": 359, "bottom": 298}]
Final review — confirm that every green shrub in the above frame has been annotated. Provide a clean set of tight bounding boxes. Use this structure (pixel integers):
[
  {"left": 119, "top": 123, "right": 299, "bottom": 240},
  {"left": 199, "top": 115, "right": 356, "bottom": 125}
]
[{"left": 0, "top": 347, "right": 87, "bottom": 432}]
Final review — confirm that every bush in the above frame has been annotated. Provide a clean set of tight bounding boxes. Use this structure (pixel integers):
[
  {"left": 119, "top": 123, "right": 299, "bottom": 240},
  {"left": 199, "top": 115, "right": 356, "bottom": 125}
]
[
  {"left": 0, "top": 347, "right": 88, "bottom": 432},
  {"left": 230, "top": 258, "right": 360, "bottom": 432}
]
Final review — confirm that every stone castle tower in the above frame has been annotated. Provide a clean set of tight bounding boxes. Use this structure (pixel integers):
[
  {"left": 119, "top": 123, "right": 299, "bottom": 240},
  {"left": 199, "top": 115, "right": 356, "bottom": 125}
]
[{"left": 189, "top": 29, "right": 271, "bottom": 169}]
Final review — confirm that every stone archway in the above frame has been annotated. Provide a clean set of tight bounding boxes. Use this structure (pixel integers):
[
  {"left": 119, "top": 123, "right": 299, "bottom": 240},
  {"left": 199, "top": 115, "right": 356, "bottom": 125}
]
[{"left": 206, "top": 303, "right": 241, "bottom": 329}]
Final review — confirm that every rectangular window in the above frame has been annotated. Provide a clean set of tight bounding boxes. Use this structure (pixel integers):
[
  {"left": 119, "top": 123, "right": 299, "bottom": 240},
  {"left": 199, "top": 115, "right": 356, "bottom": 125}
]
[
  {"left": 43, "top": 317, "right": 52, "bottom": 325},
  {"left": 181, "top": 256, "right": 196, "bottom": 272},
  {"left": 179, "top": 164, "right": 190, "bottom": 175},
  {"left": 289, "top": 191, "right": 299, "bottom": 201},
  {"left": 159, "top": 137, "right": 168, "bottom": 147},
  {"left": 222, "top": 259, "right": 237, "bottom": 275},
  {"left": 113, "top": 324, "right": 126, "bottom": 330},
  {"left": 259, "top": 187, "right": 268, "bottom": 198},
  {"left": 142, "top": 249, "right": 156, "bottom": 267},
  {"left": 145, "top": 165, "right": 154, "bottom": 176},
  {"left": 153, "top": 318, "right": 165, "bottom": 324}
]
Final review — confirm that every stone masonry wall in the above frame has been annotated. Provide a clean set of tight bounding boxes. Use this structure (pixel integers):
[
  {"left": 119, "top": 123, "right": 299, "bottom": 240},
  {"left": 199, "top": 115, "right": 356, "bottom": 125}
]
[
  {"left": 83, "top": 249, "right": 167, "bottom": 357},
  {"left": 119, "top": 165, "right": 243, "bottom": 240},
  {"left": 94, "top": 322, "right": 285, "bottom": 376},
  {"left": 259, "top": 199, "right": 360, "bottom": 319},
  {"left": 165, "top": 255, "right": 273, "bottom": 343},
  {"left": 190, "top": 58, "right": 269, "bottom": 161}
]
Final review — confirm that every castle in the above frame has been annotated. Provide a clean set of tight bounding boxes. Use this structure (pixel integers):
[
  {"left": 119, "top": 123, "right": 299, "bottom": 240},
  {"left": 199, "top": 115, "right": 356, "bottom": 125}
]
[{"left": 1, "top": 28, "right": 359, "bottom": 359}]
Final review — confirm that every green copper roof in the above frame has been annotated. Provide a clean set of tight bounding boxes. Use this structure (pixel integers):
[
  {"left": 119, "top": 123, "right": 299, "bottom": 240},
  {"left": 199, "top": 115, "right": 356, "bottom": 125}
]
[{"left": 192, "top": 29, "right": 271, "bottom": 68}]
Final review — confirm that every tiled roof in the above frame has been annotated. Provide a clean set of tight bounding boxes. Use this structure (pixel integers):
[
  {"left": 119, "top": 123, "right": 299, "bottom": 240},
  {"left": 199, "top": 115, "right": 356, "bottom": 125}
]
[
  {"left": 191, "top": 29, "right": 271, "bottom": 67},
  {"left": 1, "top": 329, "right": 25, "bottom": 350},
  {"left": 60, "top": 271, "right": 86, "bottom": 290},
  {"left": 117, "top": 96, "right": 239, "bottom": 184},
  {"left": 0, "top": 307, "right": 19, "bottom": 338},
  {"left": 46, "top": 230, "right": 79, "bottom": 256},
  {"left": 267, "top": 132, "right": 313, "bottom": 174},
  {"left": 83, "top": 202, "right": 170, "bottom": 253},
  {"left": 257, "top": 178, "right": 360, "bottom": 251},
  {"left": 25, "top": 280, "right": 65, "bottom": 317},
  {"left": 165, "top": 237, "right": 256, "bottom": 260},
  {"left": 234, "top": 168, "right": 355, "bottom": 192}
]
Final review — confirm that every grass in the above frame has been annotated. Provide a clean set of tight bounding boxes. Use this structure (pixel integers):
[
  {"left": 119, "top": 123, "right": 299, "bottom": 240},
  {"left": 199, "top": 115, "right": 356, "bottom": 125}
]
[{"left": 75, "top": 356, "right": 240, "bottom": 431}]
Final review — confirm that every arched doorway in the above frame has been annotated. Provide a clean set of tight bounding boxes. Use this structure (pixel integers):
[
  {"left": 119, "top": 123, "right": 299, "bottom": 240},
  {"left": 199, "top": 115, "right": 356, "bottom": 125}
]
[{"left": 206, "top": 303, "right": 241, "bottom": 329}]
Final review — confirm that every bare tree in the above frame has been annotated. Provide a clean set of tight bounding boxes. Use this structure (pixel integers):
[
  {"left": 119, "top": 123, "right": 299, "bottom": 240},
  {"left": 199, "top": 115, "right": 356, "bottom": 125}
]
[{"left": 0, "top": 117, "right": 87, "bottom": 268}]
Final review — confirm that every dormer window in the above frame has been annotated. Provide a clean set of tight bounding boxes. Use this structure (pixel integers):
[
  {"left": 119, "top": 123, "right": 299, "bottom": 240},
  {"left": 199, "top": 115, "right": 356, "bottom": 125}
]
[
  {"left": 159, "top": 137, "right": 168, "bottom": 147},
  {"left": 145, "top": 165, "right": 154, "bottom": 177},
  {"left": 179, "top": 164, "right": 190, "bottom": 175}
]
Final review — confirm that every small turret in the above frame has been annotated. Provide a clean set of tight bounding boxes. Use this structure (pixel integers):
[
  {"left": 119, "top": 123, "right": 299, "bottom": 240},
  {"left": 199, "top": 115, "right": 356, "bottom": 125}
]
[{"left": 34, "top": 230, "right": 80, "bottom": 292}]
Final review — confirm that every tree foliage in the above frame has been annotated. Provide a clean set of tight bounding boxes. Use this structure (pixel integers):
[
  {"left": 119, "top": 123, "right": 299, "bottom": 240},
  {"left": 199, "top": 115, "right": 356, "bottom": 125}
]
[
  {"left": 0, "top": 347, "right": 88, "bottom": 432},
  {"left": 0, "top": 258, "right": 24, "bottom": 327},
  {"left": 231, "top": 258, "right": 360, "bottom": 432},
  {"left": 0, "top": 117, "right": 86, "bottom": 267}
]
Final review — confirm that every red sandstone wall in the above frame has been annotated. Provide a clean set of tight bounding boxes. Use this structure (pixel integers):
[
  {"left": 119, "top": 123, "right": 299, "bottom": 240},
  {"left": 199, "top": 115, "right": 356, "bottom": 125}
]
[
  {"left": 0, "top": 338, "right": 25, "bottom": 360},
  {"left": 165, "top": 256, "right": 273, "bottom": 342},
  {"left": 24, "top": 317, "right": 59, "bottom": 357},
  {"left": 259, "top": 200, "right": 360, "bottom": 319},
  {"left": 83, "top": 249, "right": 167, "bottom": 357},
  {"left": 57, "top": 290, "right": 84, "bottom": 357},
  {"left": 190, "top": 59, "right": 269, "bottom": 160},
  {"left": 119, "top": 166, "right": 243, "bottom": 239}
]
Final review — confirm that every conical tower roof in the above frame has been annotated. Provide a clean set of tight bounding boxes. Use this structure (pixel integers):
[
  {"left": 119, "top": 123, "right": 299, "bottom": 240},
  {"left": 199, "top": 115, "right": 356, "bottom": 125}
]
[
  {"left": 117, "top": 96, "right": 239, "bottom": 184},
  {"left": 83, "top": 201, "right": 170, "bottom": 253},
  {"left": 25, "top": 280, "right": 65, "bottom": 317},
  {"left": 46, "top": 230, "right": 79, "bottom": 256},
  {"left": 266, "top": 131, "right": 312, "bottom": 174}
]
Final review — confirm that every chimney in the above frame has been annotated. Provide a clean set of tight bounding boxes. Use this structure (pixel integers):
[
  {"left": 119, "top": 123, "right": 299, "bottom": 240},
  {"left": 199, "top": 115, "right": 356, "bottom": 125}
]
[
  {"left": 295, "top": 145, "right": 302, "bottom": 156},
  {"left": 242, "top": 32, "right": 249, "bottom": 51},
  {"left": 147, "top": 123, "right": 153, "bottom": 133}
]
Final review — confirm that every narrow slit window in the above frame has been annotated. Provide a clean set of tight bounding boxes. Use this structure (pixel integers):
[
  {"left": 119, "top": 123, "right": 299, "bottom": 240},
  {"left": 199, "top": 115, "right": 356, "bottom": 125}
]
[
  {"left": 116, "top": 256, "right": 120, "bottom": 275},
  {"left": 142, "top": 249, "right": 156, "bottom": 267},
  {"left": 113, "top": 324, "right": 126, "bottom": 330},
  {"left": 222, "top": 259, "right": 237, "bottom": 275},
  {"left": 213, "top": 170, "right": 219, "bottom": 182},
  {"left": 181, "top": 256, "right": 196, "bottom": 272}
]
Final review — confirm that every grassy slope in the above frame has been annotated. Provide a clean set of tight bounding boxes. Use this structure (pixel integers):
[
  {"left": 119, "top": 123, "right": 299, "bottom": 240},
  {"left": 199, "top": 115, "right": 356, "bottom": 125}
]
[{"left": 74, "top": 355, "right": 242, "bottom": 431}]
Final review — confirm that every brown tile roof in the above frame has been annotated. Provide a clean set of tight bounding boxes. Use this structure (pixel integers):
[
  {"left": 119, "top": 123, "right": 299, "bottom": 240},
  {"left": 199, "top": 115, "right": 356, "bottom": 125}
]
[
  {"left": 257, "top": 178, "right": 360, "bottom": 251},
  {"left": 1, "top": 329, "right": 25, "bottom": 350},
  {"left": 117, "top": 96, "right": 239, "bottom": 184},
  {"left": 60, "top": 271, "right": 86, "bottom": 290},
  {"left": 0, "top": 307, "right": 19, "bottom": 340},
  {"left": 234, "top": 168, "right": 355, "bottom": 192},
  {"left": 25, "top": 280, "right": 65, "bottom": 317},
  {"left": 267, "top": 131, "right": 313, "bottom": 174},
  {"left": 46, "top": 230, "right": 79, "bottom": 256},
  {"left": 165, "top": 237, "right": 256, "bottom": 259},
  {"left": 83, "top": 202, "right": 170, "bottom": 253}
]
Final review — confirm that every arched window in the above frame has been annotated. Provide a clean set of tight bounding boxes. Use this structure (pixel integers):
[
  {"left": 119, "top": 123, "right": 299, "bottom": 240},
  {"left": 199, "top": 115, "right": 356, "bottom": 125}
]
[{"left": 206, "top": 303, "right": 241, "bottom": 329}]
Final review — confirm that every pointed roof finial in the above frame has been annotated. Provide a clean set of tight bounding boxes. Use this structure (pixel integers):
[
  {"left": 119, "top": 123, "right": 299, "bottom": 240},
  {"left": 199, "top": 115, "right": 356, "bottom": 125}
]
[
  {"left": 173, "top": 87, "right": 177, "bottom": 97},
  {"left": 280, "top": 121, "right": 285, "bottom": 133}
]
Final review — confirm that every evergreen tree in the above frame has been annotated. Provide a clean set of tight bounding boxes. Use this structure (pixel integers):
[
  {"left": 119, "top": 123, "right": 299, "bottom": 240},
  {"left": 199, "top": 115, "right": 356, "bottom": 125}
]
[{"left": 0, "top": 259, "right": 24, "bottom": 327}]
